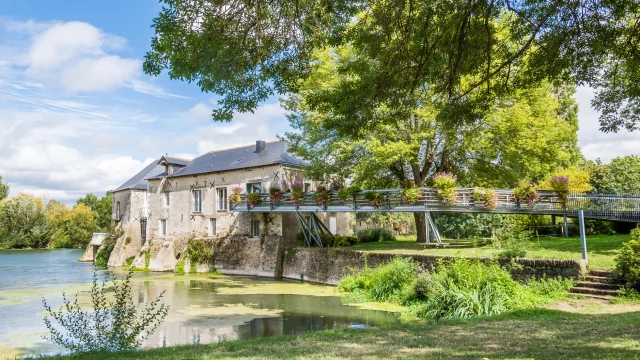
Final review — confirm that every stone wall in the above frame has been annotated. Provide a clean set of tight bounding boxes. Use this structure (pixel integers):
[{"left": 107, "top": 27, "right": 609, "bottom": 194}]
[{"left": 281, "top": 248, "right": 587, "bottom": 285}]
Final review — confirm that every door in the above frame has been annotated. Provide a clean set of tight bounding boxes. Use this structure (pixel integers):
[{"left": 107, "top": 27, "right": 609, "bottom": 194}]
[{"left": 329, "top": 216, "right": 337, "bottom": 234}]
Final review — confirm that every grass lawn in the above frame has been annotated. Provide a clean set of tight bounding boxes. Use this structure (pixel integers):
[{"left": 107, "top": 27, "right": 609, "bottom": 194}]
[
  {"left": 42, "top": 301, "right": 640, "bottom": 359},
  {"left": 345, "top": 234, "right": 632, "bottom": 269}
]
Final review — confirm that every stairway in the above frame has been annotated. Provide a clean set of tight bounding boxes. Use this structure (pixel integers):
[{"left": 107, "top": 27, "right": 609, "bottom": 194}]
[{"left": 570, "top": 270, "right": 623, "bottom": 300}]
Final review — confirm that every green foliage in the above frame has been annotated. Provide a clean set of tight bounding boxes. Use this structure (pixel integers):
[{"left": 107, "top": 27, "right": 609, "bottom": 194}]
[
  {"left": 357, "top": 229, "right": 395, "bottom": 243},
  {"left": 313, "top": 186, "right": 332, "bottom": 207},
  {"left": 548, "top": 176, "right": 570, "bottom": 205},
  {"left": 269, "top": 186, "right": 283, "bottom": 202},
  {"left": 364, "top": 191, "right": 384, "bottom": 208},
  {"left": 290, "top": 182, "right": 305, "bottom": 205},
  {"left": 513, "top": 182, "right": 538, "bottom": 206},
  {"left": 493, "top": 218, "right": 531, "bottom": 258},
  {"left": 0, "top": 175, "right": 8, "bottom": 201},
  {"left": 247, "top": 192, "right": 263, "bottom": 207},
  {"left": 47, "top": 203, "right": 98, "bottom": 248},
  {"left": 614, "top": 228, "right": 640, "bottom": 289},
  {"left": 76, "top": 192, "right": 113, "bottom": 232},
  {"left": 602, "top": 156, "right": 640, "bottom": 194},
  {"left": 321, "top": 234, "right": 358, "bottom": 248},
  {"left": 612, "top": 287, "right": 640, "bottom": 304},
  {"left": 338, "top": 186, "right": 360, "bottom": 202},
  {"left": 124, "top": 257, "right": 135, "bottom": 268},
  {"left": 473, "top": 189, "right": 497, "bottom": 210},
  {"left": 229, "top": 186, "right": 242, "bottom": 205},
  {"left": 187, "top": 239, "right": 215, "bottom": 265},
  {"left": 525, "top": 277, "right": 575, "bottom": 301},
  {"left": 42, "top": 271, "right": 168, "bottom": 353},
  {"left": 401, "top": 187, "right": 421, "bottom": 205},
  {"left": 432, "top": 172, "right": 458, "bottom": 205},
  {"left": 0, "top": 193, "right": 50, "bottom": 249},
  {"left": 94, "top": 228, "right": 123, "bottom": 266},
  {"left": 175, "top": 258, "right": 185, "bottom": 274},
  {"left": 338, "top": 257, "right": 419, "bottom": 303}
]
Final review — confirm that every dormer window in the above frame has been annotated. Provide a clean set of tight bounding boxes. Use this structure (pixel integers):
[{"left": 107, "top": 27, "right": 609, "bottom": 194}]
[
  {"left": 231, "top": 159, "right": 242, "bottom": 166},
  {"left": 164, "top": 164, "right": 173, "bottom": 175}
]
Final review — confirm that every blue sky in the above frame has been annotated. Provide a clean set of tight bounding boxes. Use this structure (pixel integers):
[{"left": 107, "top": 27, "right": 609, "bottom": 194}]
[{"left": 0, "top": 0, "right": 638, "bottom": 203}]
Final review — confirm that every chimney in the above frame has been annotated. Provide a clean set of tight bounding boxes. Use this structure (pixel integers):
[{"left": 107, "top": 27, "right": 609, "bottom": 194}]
[{"left": 256, "top": 140, "right": 266, "bottom": 153}]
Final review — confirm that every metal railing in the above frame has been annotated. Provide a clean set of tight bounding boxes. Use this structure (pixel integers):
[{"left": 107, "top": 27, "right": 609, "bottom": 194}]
[{"left": 230, "top": 188, "right": 640, "bottom": 223}]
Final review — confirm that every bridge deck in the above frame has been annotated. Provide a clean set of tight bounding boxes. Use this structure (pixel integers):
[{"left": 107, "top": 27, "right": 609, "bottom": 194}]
[{"left": 230, "top": 188, "right": 640, "bottom": 223}]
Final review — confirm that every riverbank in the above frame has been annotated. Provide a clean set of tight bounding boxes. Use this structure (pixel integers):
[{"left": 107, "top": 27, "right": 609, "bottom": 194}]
[{"left": 41, "top": 300, "right": 640, "bottom": 359}]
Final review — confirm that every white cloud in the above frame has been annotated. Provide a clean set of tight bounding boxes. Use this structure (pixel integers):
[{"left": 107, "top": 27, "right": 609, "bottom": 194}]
[
  {"left": 576, "top": 86, "right": 640, "bottom": 162},
  {"left": 128, "top": 79, "right": 190, "bottom": 99}
]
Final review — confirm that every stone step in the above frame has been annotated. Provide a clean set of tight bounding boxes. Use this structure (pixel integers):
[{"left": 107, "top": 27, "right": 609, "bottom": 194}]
[
  {"left": 583, "top": 275, "right": 622, "bottom": 285},
  {"left": 572, "top": 293, "right": 615, "bottom": 301},
  {"left": 570, "top": 287, "right": 619, "bottom": 297},
  {"left": 588, "top": 269, "right": 615, "bottom": 277},
  {"left": 575, "top": 281, "right": 622, "bottom": 291}
]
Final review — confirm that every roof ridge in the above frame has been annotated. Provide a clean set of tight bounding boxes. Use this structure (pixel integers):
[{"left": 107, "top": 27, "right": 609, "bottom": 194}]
[
  {"left": 206, "top": 139, "right": 283, "bottom": 154},
  {"left": 163, "top": 155, "right": 192, "bottom": 161}
]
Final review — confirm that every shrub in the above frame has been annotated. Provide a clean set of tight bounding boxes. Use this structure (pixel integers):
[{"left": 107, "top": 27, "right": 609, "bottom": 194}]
[
  {"left": 432, "top": 172, "right": 458, "bottom": 205},
  {"left": 525, "top": 276, "right": 574, "bottom": 300},
  {"left": 493, "top": 218, "right": 530, "bottom": 258},
  {"left": 322, "top": 234, "right": 358, "bottom": 248},
  {"left": 338, "top": 185, "right": 360, "bottom": 202},
  {"left": 269, "top": 186, "right": 283, "bottom": 203},
  {"left": 364, "top": 191, "right": 384, "bottom": 208},
  {"left": 94, "top": 228, "right": 123, "bottom": 266},
  {"left": 614, "top": 228, "right": 640, "bottom": 289},
  {"left": 228, "top": 186, "right": 243, "bottom": 205},
  {"left": 549, "top": 175, "right": 570, "bottom": 205},
  {"left": 42, "top": 271, "right": 168, "bottom": 353},
  {"left": 290, "top": 182, "right": 305, "bottom": 205},
  {"left": 357, "top": 228, "right": 395, "bottom": 243},
  {"left": 187, "top": 238, "right": 215, "bottom": 265},
  {"left": 247, "top": 192, "right": 263, "bottom": 207},
  {"left": 402, "top": 187, "right": 421, "bottom": 205},
  {"left": 338, "top": 257, "right": 419, "bottom": 303},
  {"left": 313, "top": 186, "right": 332, "bottom": 208},
  {"left": 513, "top": 181, "right": 538, "bottom": 206},
  {"left": 402, "top": 259, "right": 521, "bottom": 320},
  {"left": 473, "top": 188, "right": 498, "bottom": 210}
]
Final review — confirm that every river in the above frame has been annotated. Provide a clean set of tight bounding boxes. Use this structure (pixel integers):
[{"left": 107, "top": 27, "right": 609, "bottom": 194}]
[{"left": 0, "top": 249, "right": 398, "bottom": 358}]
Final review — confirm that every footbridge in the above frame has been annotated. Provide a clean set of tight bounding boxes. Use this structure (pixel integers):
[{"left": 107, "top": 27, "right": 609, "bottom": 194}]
[{"left": 231, "top": 188, "right": 640, "bottom": 260}]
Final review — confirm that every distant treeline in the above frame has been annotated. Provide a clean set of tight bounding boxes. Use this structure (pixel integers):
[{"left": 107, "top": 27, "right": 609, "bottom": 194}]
[{"left": 0, "top": 177, "right": 112, "bottom": 249}]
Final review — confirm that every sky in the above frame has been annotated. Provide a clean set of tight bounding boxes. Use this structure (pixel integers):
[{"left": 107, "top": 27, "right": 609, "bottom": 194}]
[{"left": 0, "top": 0, "right": 638, "bottom": 203}]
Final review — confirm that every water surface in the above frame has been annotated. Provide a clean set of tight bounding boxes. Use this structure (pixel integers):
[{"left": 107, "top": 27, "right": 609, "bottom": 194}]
[{"left": 0, "top": 249, "right": 398, "bottom": 358}]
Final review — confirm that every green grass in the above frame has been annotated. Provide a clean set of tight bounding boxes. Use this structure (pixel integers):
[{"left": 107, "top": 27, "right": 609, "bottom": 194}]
[
  {"left": 41, "top": 307, "right": 640, "bottom": 359},
  {"left": 345, "top": 234, "right": 631, "bottom": 269}
]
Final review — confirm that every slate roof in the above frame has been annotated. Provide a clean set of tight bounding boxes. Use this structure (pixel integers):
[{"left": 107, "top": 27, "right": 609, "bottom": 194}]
[
  {"left": 115, "top": 156, "right": 193, "bottom": 191},
  {"left": 168, "top": 140, "right": 307, "bottom": 178}
]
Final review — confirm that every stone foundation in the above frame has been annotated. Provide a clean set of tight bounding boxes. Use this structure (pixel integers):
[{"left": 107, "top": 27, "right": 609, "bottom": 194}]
[{"left": 281, "top": 248, "right": 587, "bottom": 285}]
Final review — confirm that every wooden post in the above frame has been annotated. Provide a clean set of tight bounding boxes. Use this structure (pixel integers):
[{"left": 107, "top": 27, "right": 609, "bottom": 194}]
[{"left": 578, "top": 210, "right": 587, "bottom": 262}]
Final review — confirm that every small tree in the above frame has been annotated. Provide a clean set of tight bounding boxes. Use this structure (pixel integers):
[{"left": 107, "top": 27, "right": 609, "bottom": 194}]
[{"left": 42, "top": 270, "right": 169, "bottom": 354}]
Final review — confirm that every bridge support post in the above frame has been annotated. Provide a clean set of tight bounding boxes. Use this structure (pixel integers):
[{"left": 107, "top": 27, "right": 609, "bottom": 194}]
[
  {"left": 425, "top": 212, "right": 430, "bottom": 244},
  {"left": 563, "top": 215, "right": 568, "bottom": 238},
  {"left": 578, "top": 210, "right": 588, "bottom": 262}
]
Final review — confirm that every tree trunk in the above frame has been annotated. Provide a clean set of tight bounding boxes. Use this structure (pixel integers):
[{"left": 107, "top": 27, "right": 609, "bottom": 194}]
[{"left": 414, "top": 212, "right": 426, "bottom": 243}]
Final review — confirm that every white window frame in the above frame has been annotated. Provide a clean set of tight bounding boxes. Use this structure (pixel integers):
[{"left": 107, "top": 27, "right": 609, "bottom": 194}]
[
  {"left": 193, "top": 190, "right": 202, "bottom": 213},
  {"left": 209, "top": 218, "right": 217, "bottom": 236},
  {"left": 216, "top": 187, "right": 228, "bottom": 211},
  {"left": 250, "top": 218, "right": 260, "bottom": 238},
  {"left": 160, "top": 219, "right": 167, "bottom": 237},
  {"left": 246, "top": 182, "right": 262, "bottom": 194},
  {"left": 115, "top": 201, "right": 121, "bottom": 219}
]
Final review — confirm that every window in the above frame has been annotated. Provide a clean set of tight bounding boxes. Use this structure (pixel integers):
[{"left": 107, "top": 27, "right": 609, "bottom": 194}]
[
  {"left": 160, "top": 219, "right": 167, "bottom": 237},
  {"left": 209, "top": 218, "right": 217, "bottom": 236},
  {"left": 164, "top": 192, "right": 170, "bottom": 206},
  {"left": 304, "top": 183, "right": 311, "bottom": 192},
  {"left": 246, "top": 182, "right": 262, "bottom": 193},
  {"left": 250, "top": 219, "right": 260, "bottom": 237},
  {"left": 115, "top": 202, "right": 120, "bottom": 219},
  {"left": 193, "top": 190, "right": 202, "bottom": 212},
  {"left": 217, "top": 187, "right": 228, "bottom": 211},
  {"left": 231, "top": 159, "right": 243, "bottom": 166}
]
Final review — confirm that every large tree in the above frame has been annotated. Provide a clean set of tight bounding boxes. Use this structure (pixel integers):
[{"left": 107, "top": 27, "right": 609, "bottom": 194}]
[
  {"left": 285, "top": 47, "right": 582, "bottom": 241},
  {"left": 0, "top": 176, "right": 8, "bottom": 201},
  {"left": 144, "top": 0, "right": 640, "bottom": 132}
]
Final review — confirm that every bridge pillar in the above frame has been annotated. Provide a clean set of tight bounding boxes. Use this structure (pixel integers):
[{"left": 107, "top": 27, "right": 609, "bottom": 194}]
[
  {"left": 425, "top": 212, "right": 430, "bottom": 244},
  {"left": 578, "top": 210, "right": 588, "bottom": 263},
  {"left": 563, "top": 215, "right": 568, "bottom": 238}
]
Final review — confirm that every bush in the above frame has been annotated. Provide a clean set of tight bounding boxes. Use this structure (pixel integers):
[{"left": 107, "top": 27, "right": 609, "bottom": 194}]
[
  {"left": 338, "top": 257, "right": 418, "bottom": 303},
  {"left": 473, "top": 188, "right": 498, "bottom": 210},
  {"left": 357, "top": 228, "right": 395, "bottom": 243},
  {"left": 525, "top": 276, "right": 574, "bottom": 300},
  {"left": 42, "top": 271, "right": 168, "bottom": 353},
  {"left": 493, "top": 218, "right": 530, "bottom": 258},
  {"left": 94, "top": 228, "right": 123, "bottom": 266},
  {"left": 614, "top": 228, "right": 640, "bottom": 289},
  {"left": 187, "top": 238, "right": 215, "bottom": 265},
  {"left": 321, "top": 234, "right": 358, "bottom": 247}
]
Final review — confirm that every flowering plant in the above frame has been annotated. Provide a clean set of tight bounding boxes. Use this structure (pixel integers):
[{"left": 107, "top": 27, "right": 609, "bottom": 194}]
[
  {"left": 269, "top": 186, "right": 284, "bottom": 203},
  {"left": 432, "top": 172, "right": 458, "bottom": 205},
  {"left": 402, "top": 187, "right": 421, "bottom": 205},
  {"left": 247, "top": 192, "right": 263, "bottom": 207},
  {"left": 364, "top": 191, "right": 384, "bottom": 209},
  {"left": 228, "top": 186, "right": 243, "bottom": 205},
  {"left": 290, "top": 182, "right": 305, "bottom": 205},
  {"left": 473, "top": 188, "right": 498, "bottom": 210},
  {"left": 549, "top": 175, "right": 570, "bottom": 205},
  {"left": 338, "top": 185, "right": 360, "bottom": 202},
  {"left": 313, "top": 186, "right": 332, "bottom": 208},
  {"left": 513, "top": 181, "right": 538, "bottom": 206}
]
